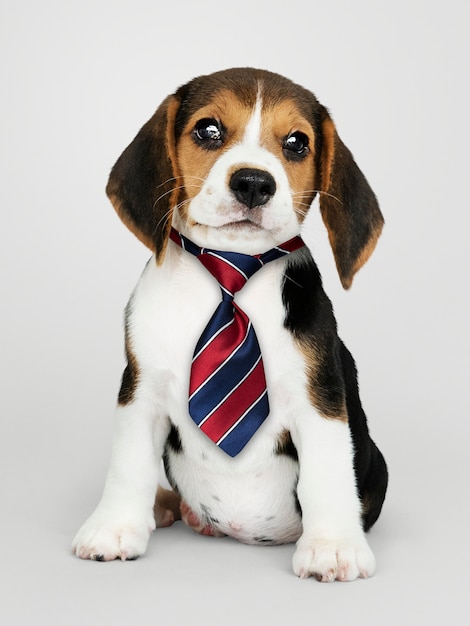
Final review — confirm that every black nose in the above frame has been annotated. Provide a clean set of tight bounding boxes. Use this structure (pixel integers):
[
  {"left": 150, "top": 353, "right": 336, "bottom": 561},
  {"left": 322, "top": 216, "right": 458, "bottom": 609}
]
[{"left": 229, "top": 168, "right": 276, "bottom": 209}]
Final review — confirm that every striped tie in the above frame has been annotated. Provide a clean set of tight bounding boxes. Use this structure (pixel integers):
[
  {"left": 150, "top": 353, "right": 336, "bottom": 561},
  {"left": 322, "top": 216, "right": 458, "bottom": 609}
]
[{"left": 170, "top": 227, "right": 305, "bottom": 456}]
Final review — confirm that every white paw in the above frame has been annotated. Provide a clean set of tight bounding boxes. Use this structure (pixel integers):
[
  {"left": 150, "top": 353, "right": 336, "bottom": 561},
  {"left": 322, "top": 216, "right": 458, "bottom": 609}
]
[
  {"left": 72, "top": 509, "right": 155, "bottom": 561},
  {"left": 292, "top": 533, "right": 376, "bottom": 582}
]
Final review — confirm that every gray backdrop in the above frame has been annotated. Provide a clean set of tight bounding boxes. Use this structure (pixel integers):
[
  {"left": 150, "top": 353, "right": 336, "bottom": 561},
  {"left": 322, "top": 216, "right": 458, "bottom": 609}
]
[{"left": 1, "top": 0, "right": 468, "bottom": 624}]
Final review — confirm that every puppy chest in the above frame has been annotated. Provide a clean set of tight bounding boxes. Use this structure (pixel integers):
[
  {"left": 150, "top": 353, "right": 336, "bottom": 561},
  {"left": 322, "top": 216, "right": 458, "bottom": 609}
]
[{"left": 131, "top": 254, "right": 304, "bottom": 390}]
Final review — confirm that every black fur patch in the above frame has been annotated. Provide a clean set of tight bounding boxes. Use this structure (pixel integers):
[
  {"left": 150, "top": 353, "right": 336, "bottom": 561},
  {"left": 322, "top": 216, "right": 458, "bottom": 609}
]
[
  {"left": 282, "top": 248, "right": 346, "bottom": 417},
  {"left": 293, "top": 489, "right": 302, "bottom": 516},
  {"left": 163, "top": 424, "right": 183, "bottom": 495},
  {"left": 281, "top": 248, "right": 388, "bottom": 529},
  {"left": 166, "top": 424, "right": 182, "bottom": 453},
  {"left": 339, "top": 343, "right": 388, "bottom": 530},
  {"left": 275, "top": 430, "right": 298, "bottom": 461},
  {"left": 118, "top": 303, "right": 140, "bottom": 406},
  {"left": 117, "top": 362, "right": 136, "bottom": 405}
]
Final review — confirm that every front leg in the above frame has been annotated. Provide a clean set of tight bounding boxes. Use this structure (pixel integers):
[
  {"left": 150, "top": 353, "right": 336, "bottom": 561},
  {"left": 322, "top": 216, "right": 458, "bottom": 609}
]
[
  {"left": 292, "top": 415, "right": 375, "bottom": 582},
  {"left": 72, "top": 398, "right": 169, "bottom": 561}
]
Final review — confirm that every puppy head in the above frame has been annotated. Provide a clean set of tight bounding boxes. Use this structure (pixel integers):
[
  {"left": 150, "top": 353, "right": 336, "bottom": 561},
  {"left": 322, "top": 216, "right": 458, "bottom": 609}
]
[{"left": 106, "top": 68, "right": 383, "bottom": 288}]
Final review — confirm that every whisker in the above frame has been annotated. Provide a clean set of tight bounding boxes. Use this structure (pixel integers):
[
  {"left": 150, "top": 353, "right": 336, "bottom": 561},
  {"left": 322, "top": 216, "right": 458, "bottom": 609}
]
[
  {"left": 153, "top": 184, "right": 186, "bottom": 208},
  {"left": 292, "top": 189, "right": 342, "bottom": 205},
  {"left": 174, "top": 197, "right": 193, "bottom": 213},
  {"left": 155, "top": 207, "right": 173, "bottom": 230},
  {"left": 153, "top": 176, "right": 203, "bottom": 232},
  {"left": 155, "top": 197, "right": 193, "bottom": 231},
  {"left": 153, "top": 181, "right": 203, "bottom": 209},
  {"left": 153, "top": 175, "right": 206, "bottom": 192},
  {"left": 282, "top": 272, "right": 304, "bottom": 288}
]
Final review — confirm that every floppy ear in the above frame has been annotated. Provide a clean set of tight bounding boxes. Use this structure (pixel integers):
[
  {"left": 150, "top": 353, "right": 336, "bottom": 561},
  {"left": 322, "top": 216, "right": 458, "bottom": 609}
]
[
  {"left": 106, "top": 95, "right": 181, "bottom": 263},
  {"left": 318, "top": 109, "right": 384, "bottom": 289}
]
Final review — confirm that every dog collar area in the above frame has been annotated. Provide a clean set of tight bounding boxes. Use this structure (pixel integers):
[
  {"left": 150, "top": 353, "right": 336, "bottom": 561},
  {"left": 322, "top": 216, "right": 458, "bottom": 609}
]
[{"left": 169, "top": 227, "right": 305, "bottom": 260}]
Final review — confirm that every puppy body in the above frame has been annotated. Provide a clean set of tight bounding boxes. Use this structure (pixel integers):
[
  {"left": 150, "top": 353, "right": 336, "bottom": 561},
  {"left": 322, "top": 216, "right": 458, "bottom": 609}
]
[
  {"left": 133, "top": 248, "right": 305, "bottom": 544},
  {"left": 72, "top": 68, "right": 388, "bottom": 581}
]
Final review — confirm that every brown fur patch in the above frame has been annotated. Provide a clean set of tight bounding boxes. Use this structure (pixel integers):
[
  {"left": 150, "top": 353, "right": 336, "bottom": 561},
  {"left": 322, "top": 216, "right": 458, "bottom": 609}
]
[
  {"left": 260, "top": 98, "right": 316, "bottom": 221},
  {"left": 176, "top": 89, "right": 254, "bottom": 207},
  {"left": 153, "top": 485, "right": 182, "bottom": 527},
  {"left": 295, "top": 337, "right": 348, "bottom": 422},
  {"left": 275, "top": 429, "right": 298, "bottom": 460},
  {"left": 155, "top": 96, "right": 182, "bottom": 264},
  {"left": 118, "top": 335, "right": 140, "bottom": 406},
  {"left": 110, "top": 196, "right": 156, "bottom": 252},
  {"left": 320, "top": 116, "right": 336, "bottom": 194},
  {"left": 318, "top": 114, "right": 384, "bottom": 289},
  {"left": 350, "top": 220, "right": 384, "bottom": 278}
]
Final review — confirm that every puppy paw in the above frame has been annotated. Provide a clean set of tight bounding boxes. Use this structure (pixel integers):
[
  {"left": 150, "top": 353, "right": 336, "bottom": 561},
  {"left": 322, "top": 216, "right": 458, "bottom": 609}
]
[
  {"left": 72, "top": 510, "right": 155, "bottom": 561},
  {"left": 153, "top": 485, "right": 182, "bottom": 528},
  {"left": 292, "top": 534, "right": 376, "bottom": 582},
  {"left": 180, "top": 501, "right": 225, "bottom": 537}
]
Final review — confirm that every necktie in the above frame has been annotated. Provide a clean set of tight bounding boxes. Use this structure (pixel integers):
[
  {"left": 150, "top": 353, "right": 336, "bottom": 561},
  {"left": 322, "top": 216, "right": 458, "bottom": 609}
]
[{"left": 170, "top": 227, "right": 305, "bottom": 456}]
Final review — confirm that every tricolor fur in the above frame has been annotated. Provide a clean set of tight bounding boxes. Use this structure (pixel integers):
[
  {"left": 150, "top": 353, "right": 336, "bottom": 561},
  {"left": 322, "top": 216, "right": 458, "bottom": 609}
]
[{"left": 72, "top": 68, "right": 388, "bottom": 582}]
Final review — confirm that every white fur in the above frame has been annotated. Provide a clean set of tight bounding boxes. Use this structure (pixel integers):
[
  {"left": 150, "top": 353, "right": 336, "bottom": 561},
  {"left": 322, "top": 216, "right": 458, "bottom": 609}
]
[{"left": 72, "top": 92, "right": 375, "bottom": 580}]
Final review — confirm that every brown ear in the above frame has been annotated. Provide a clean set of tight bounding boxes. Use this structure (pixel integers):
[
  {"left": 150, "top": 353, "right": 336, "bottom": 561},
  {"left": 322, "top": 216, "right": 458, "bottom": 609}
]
[
  {"left": 106, "top": 95, "right": 181, "bottom": 263},
  {"left": 319, "top": 111, "right": 384, "bottom": 289}
]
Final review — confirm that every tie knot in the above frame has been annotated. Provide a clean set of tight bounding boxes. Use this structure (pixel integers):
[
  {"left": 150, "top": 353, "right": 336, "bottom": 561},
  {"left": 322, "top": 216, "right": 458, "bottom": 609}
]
[
  {"left": 198, "top": 251, "right": 261, "bottom": 297},
  {"left": 169, "top": 227, "right": 306, "bottom": 296}
]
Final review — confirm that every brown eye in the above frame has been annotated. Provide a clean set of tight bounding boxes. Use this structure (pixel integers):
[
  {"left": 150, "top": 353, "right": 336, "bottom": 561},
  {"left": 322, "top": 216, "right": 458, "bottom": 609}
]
[
  {"left": 193, "top": 118, "right": 224, "bottom": 149},
  {"left": 283, "top": 131, "right": 309, "bottom": 160}
]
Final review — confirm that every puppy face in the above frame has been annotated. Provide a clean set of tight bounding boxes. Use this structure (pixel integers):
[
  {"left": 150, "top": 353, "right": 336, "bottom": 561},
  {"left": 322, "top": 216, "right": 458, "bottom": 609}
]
[
  {"left": 107, "top": 68, "right": 384, "bottom": 287},
  {"left": 174, "top": 86, "right": 316, "bottom": 253}
]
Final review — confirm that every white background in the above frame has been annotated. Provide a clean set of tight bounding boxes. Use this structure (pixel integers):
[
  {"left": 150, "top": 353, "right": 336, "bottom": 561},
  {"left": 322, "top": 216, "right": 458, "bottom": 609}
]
[{"left": 1, "top": 0, "right": 469, "bottom": 623}]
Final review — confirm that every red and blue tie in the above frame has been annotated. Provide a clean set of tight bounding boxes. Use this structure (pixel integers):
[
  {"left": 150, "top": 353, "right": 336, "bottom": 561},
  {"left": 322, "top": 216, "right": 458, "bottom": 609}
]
[{"left": 170, "top": 227, "right": 305, "bottom": 456}]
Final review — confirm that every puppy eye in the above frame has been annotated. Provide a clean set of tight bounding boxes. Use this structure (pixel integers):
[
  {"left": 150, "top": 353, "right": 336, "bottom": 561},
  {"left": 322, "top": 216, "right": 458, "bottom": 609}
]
[
  {"left": 283, "top": 131, "right": 310, "bottom": 160},
  {"left": 193, "top": 118, "right": 224, "bottom": 148}
]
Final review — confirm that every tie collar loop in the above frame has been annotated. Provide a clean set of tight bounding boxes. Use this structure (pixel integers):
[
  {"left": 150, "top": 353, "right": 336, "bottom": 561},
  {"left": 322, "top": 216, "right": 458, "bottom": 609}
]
[{"left": 169, "top": 227, "right": 305, "bottom": 272}]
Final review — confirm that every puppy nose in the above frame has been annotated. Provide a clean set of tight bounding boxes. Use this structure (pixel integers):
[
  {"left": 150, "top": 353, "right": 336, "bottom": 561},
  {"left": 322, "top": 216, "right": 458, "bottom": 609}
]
[{"left": 229, "top": 168, "right": 276, "bottom": 209}]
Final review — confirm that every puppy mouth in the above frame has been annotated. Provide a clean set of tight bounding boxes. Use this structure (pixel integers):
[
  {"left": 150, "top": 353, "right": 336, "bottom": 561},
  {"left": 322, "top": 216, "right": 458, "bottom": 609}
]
[{"left": 220, "top": 219, "right": 263, "bottom": 231}]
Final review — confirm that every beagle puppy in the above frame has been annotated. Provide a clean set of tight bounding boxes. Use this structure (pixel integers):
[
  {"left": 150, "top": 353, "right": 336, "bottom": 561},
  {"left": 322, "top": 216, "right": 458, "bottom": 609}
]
[{"left": 72, "top": 67, "right": 388, "bottom": 582}]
